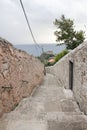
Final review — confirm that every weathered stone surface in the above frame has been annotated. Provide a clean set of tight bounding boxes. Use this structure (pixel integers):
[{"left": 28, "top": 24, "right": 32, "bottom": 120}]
[
  {"left": 6, "top": 120, "right": 47, "bottom": 130},
  {"left": 0, "top": 38, "right": 44, "bottom": 117},
  {"left": 0, "top": 73, "right": 87, "bottom": 130},
  {"left": 47, "top": 115, "right": 87, "bottom": 130},
  {"left": 46, "top": 41, "right": 87, "bottom": 114}
]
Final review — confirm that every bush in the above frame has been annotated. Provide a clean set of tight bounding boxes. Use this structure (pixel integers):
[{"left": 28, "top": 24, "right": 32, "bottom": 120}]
[
  {"left": 55, "top": 49, "right": 69, "bottom": 62},
  {"left": 45, "top": 61, "right": 55, "bottom": 67}
]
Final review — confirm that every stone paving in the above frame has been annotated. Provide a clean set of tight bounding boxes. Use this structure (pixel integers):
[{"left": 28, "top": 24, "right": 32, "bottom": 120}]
[{"left": 0, "top": 73, "right": 87, "bottom": 130}]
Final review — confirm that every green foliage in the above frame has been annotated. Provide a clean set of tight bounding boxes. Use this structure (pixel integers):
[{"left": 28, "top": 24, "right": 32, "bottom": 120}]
[
  {"left": 37, "top": 52, "right": 55, "bottom": 66},
  {"left": 40, "top": 53, "right": 54, "bottom": 62},
  {"left": 45, "top": 62, "right": 55, "bottom": 67},
  {"left": 54, "top": 15, "right": 85, "bottom": 49},
  {"left": 55, "top": 49, "right": 69, "bottom": 62}
]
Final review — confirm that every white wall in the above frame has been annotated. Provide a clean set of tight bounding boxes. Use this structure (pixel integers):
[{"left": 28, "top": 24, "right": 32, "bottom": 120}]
[{"left": 46, "top": 41, "right": 87, "bottom": 114}]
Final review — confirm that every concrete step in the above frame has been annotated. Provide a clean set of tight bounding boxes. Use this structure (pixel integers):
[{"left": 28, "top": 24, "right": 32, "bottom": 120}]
[
  {"left": 0, "top": 112, "right": 86, "bottom": 130},
  {"left": 5, "top": 119, "right": 47, "bottom": 130},
  {"left": 0, "top": 73, "right": 87, "bottom": 130},
  {"left": 45, "top": 113, "right": 87, "bottom": 130},
  {"left": 42, "top": 74, "right": 59, "bottom": 86}
]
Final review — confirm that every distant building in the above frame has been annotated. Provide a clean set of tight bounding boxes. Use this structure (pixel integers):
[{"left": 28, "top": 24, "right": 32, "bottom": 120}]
[
  {"left": 48, "top": 57, "right": 55, "bottom": 63},
  {"left": 45, "top": 50, "right": 53, "bottom": 55}
]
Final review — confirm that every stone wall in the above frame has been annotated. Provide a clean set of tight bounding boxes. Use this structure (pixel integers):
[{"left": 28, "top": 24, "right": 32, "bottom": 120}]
[
  {"left": 0, "top": 38, "right": 44, "bottom": 117},
  {"left": 46, "top": 41, "right": 87, "bottom": 114}
]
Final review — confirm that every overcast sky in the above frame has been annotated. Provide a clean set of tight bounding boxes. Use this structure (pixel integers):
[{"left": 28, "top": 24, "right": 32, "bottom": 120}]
[{"left": 0, "top": 0, "right": 87, "bottom": 44}]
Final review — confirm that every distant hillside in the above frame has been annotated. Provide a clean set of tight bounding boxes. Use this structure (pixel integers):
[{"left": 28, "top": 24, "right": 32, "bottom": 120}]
[{"left": 14, "top": 44, "right": 65, "bottom": 56}]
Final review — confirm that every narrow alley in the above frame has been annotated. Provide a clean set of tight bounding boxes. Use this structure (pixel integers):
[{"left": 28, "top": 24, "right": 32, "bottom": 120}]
[{"left": 0, "top": 73, "right": 87, "bottom": 130}]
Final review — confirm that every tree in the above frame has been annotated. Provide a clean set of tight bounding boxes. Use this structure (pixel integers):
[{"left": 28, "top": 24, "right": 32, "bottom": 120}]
[
  {"left": 54, "top": 15, "right": 85, "bottom": 49},
  {"left": 55, "top": 49, "right": 69, "bottom": 63}
]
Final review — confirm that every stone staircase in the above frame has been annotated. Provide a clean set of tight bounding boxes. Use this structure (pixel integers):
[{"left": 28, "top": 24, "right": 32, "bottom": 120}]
[{"left": 0, "top": 73, "right": 87, "bottom": 130}]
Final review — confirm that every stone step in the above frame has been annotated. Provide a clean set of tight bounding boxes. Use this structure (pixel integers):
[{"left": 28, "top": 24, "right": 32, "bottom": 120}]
[
  {"left": 0, "top": 112, "right": 85, "bottom": 130},
  {"left": 31, "top": 87, "right": 65, "bottom": 99},
  {"left": 5, "top": 119, "right": 47, "bottom": 130},
  {"left": 45, "top": 113, "right": 87, "bottom": 130},
  {"left": 0, "top": 73, "right": 86, "bottom": 130},
  {"left": 42, "top": 74, "right": 59, "bottom": 86}
]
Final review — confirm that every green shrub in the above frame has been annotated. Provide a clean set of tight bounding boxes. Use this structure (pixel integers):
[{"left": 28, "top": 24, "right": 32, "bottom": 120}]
[
  {"left": 45, "top": 61, "right": 55, "bottom": 67},
  {"left": 55, "top": 49, "right": 69, "bottom": 62}
]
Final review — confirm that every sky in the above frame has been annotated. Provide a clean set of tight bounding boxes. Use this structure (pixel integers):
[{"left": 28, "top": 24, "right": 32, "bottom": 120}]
[{"left": 0, "top": 0, "right": 87, "bottom": 44}]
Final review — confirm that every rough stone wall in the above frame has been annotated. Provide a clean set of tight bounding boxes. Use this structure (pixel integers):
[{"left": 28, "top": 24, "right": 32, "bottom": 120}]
[
  {"left": 46, "top": 41, "right": 87, "bottom": 114},
  {"left": 0, "top": 38, "right": 44, "bottom": 117}
]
